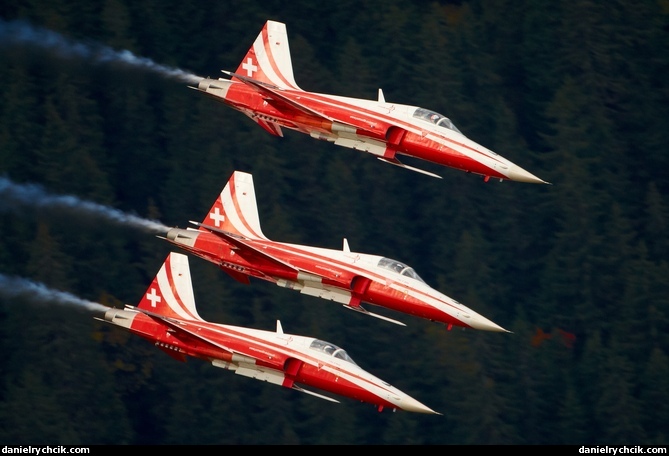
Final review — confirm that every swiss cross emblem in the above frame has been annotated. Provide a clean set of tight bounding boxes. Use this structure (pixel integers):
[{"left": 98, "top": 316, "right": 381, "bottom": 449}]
[
  {"left": 209, "top": 207, "right": 225, "bottom": 227},
  {"left": 242, "top": 57, "right": 258, "bottom": 77},
  {"left": 146, "top": 288, "right": 161, "bottom": 307}
]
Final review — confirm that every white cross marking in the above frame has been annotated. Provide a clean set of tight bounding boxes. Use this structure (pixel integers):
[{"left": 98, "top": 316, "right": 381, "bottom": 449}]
[
  {"left": 242, "top": 57, "right": 258, "bottom": 77},
  {"left": 146, "top": 288, "right": 161, "bottom": 308},
  {"left": 209, "top": 207, "right": 225, "bottom": 227}
]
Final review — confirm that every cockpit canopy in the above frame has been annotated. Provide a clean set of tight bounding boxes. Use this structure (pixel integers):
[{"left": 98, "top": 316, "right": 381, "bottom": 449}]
[
  {"left": 413, "top": 107, "right": 462, "bottom": 134},
  {"left": 310, "top": 339, "right": 358, "bottom": 366},
  {"left": 377, "top": 257, "right": 425, "bottom": 283}
]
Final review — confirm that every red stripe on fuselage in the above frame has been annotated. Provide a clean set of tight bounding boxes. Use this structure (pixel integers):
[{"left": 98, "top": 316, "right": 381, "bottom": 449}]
[
  {"left": 295, "top": 91, "right": 504, "bottom": 162},
  {"left": 251, "top": 240, "right": 467, "bottom": 316},
  {"left": 219, "top": 79, "right": 508, "bottom": 179},
  {"left": 195, "top": 195, "right": 473, "bottom": 326},
  {"left": 183, "top": 321, "right": 399, "bottom": 401}
]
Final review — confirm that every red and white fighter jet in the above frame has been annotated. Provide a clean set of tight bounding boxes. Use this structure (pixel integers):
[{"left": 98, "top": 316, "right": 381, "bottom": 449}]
[
  {"left": 96, "top": 251, "right": 438, "bottom": 413},
  {"left": 161, "top": 171, "right": 509, "bottom": 332},
  {"left": 192, "top": 20, "right": 549, "bottom": 183}
]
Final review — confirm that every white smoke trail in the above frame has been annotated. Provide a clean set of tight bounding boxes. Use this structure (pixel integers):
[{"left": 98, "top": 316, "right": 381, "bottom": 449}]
[
  {"left": 0, "top": 18, "right": 203, "bottom": 85},
  {"left": 0, "top": 273, "right": 110, "bottom": 313},
  {"left": 0, "top": 176, "right": 170, "bottom": 234}
]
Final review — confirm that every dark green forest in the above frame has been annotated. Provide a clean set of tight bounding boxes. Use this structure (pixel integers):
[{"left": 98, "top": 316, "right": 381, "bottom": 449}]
[{"left": 1, "top": 0, "right": 668, "bottom": 445}]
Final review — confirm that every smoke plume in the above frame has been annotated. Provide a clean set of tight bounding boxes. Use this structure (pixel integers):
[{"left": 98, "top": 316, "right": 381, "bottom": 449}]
[
  {"left": 0, "top": 273, "right": 110, "bottom": 313},
  {"left": 0, "top": 176, "right": 170, "bottom": 234},
  {"left": 0, "top": 18, "right": 203, "bottom": 84}
]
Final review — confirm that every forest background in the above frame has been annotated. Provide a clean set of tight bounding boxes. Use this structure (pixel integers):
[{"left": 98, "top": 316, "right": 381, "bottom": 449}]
[{"left": 0, "top": 0, "right": 668, "bottom": 445}]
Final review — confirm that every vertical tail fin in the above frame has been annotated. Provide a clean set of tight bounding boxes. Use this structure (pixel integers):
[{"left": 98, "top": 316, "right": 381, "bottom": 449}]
[
  {"left": 137, "top": 252, "right": 203, "bottom": 321},
  {"left": 232, "top": 20, "right": 302, "bottom": 90},
  {"left": 199, "top": 171, "right": 268, "bottom": 240}
]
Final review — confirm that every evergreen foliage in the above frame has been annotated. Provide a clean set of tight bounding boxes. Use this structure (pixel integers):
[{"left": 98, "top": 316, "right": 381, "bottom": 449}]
[{"left": 0, "top": 0, "right": 666, "bottom": 444}]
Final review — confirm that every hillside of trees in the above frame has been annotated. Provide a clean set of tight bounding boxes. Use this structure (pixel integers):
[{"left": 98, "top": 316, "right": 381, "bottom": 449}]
[{"left": 1, "top": 0, "right": 668, "bottom": 445}]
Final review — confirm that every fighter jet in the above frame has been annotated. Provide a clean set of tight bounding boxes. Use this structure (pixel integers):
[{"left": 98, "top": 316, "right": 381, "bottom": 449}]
[
  {"left": 161, "top": 171, "right": 509, "bottom": 332},
  {"left": 192, "top": 20, "right": 548, "bottom": 184},
  {"left": 96, "top": 252, "right": 439, "bottom": 413}
]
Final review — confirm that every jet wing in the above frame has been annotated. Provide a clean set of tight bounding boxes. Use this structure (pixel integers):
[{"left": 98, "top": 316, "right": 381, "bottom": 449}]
[
  {"left": 157, "top": 234, "right": 252, "bottom": 284},
  {"left": 231, "top": 74, "right": 442, "bottom": 179},
  {"left": 190, "top": 221, "right": 301, "bottom": 273},
  {"left": 191, "top": 221, "right": 364, "bottom": 289},
  {"left": 126, "top": 305, "right": 288, "bottom": 364},
  {"left": 127, "top": 305, "right": 238, "bottom": 354},
  {"left": 224, "top": 71, "right": 356, "bottom": 128}
]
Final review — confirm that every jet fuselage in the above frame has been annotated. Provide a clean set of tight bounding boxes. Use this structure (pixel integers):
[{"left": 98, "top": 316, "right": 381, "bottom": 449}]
[
  {"left": 165, "top": 226, "right": 507, "bottom": 332},
  {"left": 102, "top": 306, "right": 436, "bottom": 413},
  {"left": 197, "top": 78, "right": 546, "bottom": 183}
]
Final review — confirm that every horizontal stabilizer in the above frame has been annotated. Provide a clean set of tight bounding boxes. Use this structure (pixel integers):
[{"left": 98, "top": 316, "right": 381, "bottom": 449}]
[
  {"left": 343, "top": 304, "right": 407, "bottom": 326},
  {"left": 377, "top": 157, "right": 442, "bottom": 179},
  {"left": 292, "top": 385, "right": 340, "bottom": 403}
]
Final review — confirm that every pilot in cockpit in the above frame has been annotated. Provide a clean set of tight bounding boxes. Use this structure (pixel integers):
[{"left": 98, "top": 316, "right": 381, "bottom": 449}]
[{"left": 413, "top": 107, "right": 462, "bottom": 134}]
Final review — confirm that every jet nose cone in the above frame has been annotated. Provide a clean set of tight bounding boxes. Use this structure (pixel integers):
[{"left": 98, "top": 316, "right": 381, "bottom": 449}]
[
  {"left": 506, "top": 164, "right": 550, "bottom": 185},
  {"left": 467, "top": 312, "right": 511, "bottom": 333},
  {"left": 399, "top": 396, "right": 441, "bottom": 415}
]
